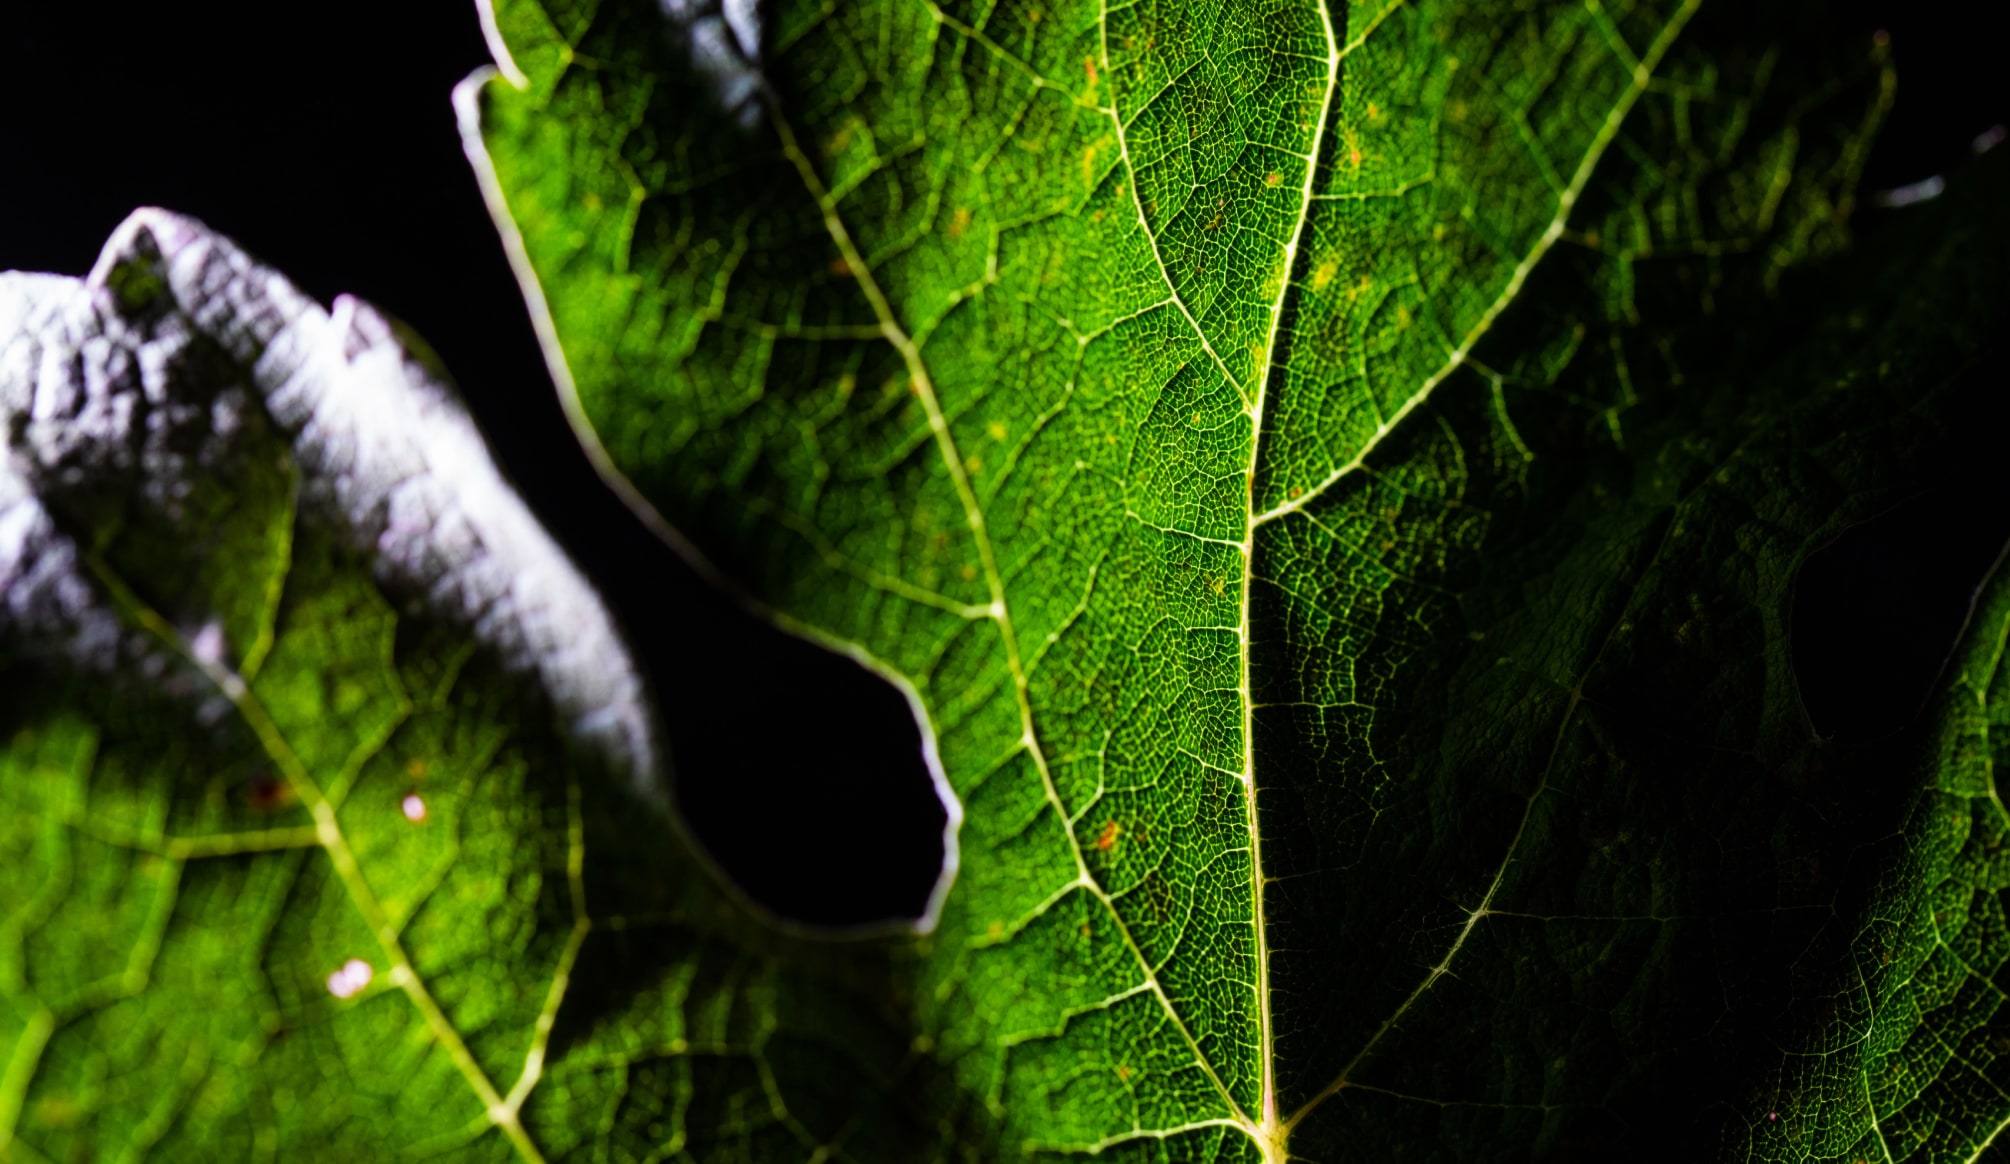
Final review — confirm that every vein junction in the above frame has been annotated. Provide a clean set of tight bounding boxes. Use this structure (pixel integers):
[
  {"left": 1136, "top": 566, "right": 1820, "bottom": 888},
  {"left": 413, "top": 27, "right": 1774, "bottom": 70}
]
[
  {"left": 884, "top": 0, "right": 1706, "bottom": 1155},
  {"left": 0, "top": 212, "right": 665, "bottom": 1162}
]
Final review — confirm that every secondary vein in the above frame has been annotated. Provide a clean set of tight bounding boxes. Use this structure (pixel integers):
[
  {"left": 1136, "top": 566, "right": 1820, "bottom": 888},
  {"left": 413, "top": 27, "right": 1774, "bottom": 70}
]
[
  {"left": 763, "top": 73, "right": 1252, "bottom": 1125},
  {"left": 1253, "top": 0, "right": 1703, "bottom": 529}
]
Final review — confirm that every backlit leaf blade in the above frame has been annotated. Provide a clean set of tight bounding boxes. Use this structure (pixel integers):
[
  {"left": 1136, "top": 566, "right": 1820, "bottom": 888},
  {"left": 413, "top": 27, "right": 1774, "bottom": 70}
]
[
  {"left": 467, "top": 0, "right": 2010, "bottom": 1159},
  {"left": 3, "top": 2, "right": 2008, "bottom": 1160},
  {"left": 0, "top": 212, "right": 940, "bottom": 1163}
]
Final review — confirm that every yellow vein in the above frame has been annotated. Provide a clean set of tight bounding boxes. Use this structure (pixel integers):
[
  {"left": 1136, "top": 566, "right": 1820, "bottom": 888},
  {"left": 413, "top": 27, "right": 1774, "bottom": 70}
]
[
  {"left": 764, "top": 84, "right": 1251, "bottom": 1125},
  {"left": 1237, "top": 0, "right": 1341, "bottom": 1156},
  {"left": 920, "top": 1, "right": 1105, "bottom": 112},
  {"left": 1254, "top": 0, "right": 1702, "bottom": 528},
  {"left": 0, "top": 1006, "right": 53, "bottom": 1156},
  {"left": 1966, "top": 1096, "right": 2010, "bottom": 1160},
  {"left": 1025, "top": 1117, "right": 1250, "bottom": 1155},
  {"left": 1338, "top": 0, "right": 1408, "bottom": 59},
  {"left": 84, "top": 557, "right": 546, "bottom": 1164},
  {"left": 1097, "top": 0, "right": 1249, "bottom": 408},
  {"left": 1283, "top": 376, "right": 1725, "bottom": 1134},
  {"left": 503, "top": 775, "right": 592, "bottom": 1116},
  {"left": 1280, "top": 735, "right": 1552, "bottom": 1136}
]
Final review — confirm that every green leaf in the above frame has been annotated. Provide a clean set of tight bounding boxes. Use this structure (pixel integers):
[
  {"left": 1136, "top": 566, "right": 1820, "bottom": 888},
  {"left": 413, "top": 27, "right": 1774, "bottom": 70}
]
[
  {"left": 4, "top": 5, "right": 2008, "bottom": 1164},
  {"left": 0, "top": 212, "right": 927, "bottom": 1163},
  {"left": 459, "top": 0, "right": 2010, "bottom": 1159}
]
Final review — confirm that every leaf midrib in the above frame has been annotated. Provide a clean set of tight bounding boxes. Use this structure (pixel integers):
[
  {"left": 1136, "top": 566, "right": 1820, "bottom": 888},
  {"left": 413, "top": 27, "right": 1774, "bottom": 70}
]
[
  {"left": 1260, "top": 0, "right": 1709, "bottom": 1142},
  {"left": 769, "top": 0, "right": 1712, "bottom": 1155},
  {"left": 1231, "top": 0, "right": 1343, "bottom": 1152},
  {"left": 758, "top": 34, "right": 1260, "bottom": 1130},
  {"left": 473, "top": 0, "right": 1711, "bottom": 1155}
]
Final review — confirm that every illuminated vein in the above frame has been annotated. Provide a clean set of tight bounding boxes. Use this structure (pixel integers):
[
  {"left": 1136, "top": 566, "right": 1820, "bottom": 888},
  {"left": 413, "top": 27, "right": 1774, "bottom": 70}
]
[
  {"left": 85, "top": 562, "right": 546, "bottom": 1164},
  {"left": 1259, "top": 0, "right": 1702, "bottom": 1138},
  {"left": 1237, "top": 0, "right": 1342, "bottom": 1158},
  {"left": 762, "top": 80, "right": 1254, "bottom": 1126},
  {"left": 1098, "top": 0, "right": 1250, "bottom": 408},
  {"left": 1284, "top": 366, "right": 1742, "bottom": 1137},
  {"left": 1253, "top": 0, "right": 1703, "bottom": 528}
]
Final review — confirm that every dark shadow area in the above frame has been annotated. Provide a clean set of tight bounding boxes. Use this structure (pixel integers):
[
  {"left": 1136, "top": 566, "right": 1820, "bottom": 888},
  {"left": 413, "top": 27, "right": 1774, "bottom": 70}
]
[
  {"left": 1792, "top": 344, "right": 2010, "bottom": 743},
  {"left": 1849, "top": 0, "right": 2009, "bottom": 196},
  {"left": 0, "top": 0, "right": 944, "bottom": 927},
  {"left": 6, "top": 0, "right": 2002, "bottom": 921},
  {"left": 1790, "top": 0, "right": 2010, "bottom": 744}
]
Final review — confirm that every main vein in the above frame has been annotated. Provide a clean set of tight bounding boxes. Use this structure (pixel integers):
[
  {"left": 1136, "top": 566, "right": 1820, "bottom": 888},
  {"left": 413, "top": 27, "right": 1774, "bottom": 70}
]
[
  {"left": 762, "top": 72, "right": 1251, "bottom": 1123},
  {"left": 1237, "top": 0, "right": 1344, "bottom": 1157},
  {"left": 1245, "top": 0, "right": 1703, "bottom": 1143}
]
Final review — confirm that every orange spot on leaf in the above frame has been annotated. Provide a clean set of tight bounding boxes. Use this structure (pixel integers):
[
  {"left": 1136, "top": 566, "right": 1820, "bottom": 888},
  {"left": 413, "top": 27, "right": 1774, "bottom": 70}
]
[{"left": 1095, "top": 820, "right": 1122, "bottom": 851}]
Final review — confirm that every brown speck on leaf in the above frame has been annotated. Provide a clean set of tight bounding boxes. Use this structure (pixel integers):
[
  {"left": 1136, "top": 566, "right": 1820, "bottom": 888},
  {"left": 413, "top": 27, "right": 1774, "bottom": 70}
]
[
  {"left": 1117, "top": 1063, "right": 1132, "bottom": 1081},
  {"left": 1265, "top": 171, "right": 1282, "bottom": 187},
  {"left": 948, "top": 207, "right": 972, "bottom": 239},
  {"left": 247, "top": 771, "right": 292, "bottom": 813},
  {"left": 829, "top": 257, "right": 854, "bottom": 278},
  {"left": 1096, "top": 820, "right": 1122, "bottom": 851}
]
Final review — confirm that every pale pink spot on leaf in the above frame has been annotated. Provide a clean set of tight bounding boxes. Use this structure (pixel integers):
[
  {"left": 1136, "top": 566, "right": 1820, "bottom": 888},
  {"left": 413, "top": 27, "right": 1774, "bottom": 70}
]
[
  {"left": 189, "top": 619, "right": 226, "bottom": 667},
  {"left": 401, "top": 793, "right": 427, "bottom": 823},
  {"left": 326, "top": 958, "right": 373, "bottom": 999}
]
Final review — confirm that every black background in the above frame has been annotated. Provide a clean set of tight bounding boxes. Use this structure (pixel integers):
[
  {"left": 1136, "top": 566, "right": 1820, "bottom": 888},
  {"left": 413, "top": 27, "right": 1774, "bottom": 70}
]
[{"left": 1, "top": 1, "right": 2002, "bottom": 926}]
